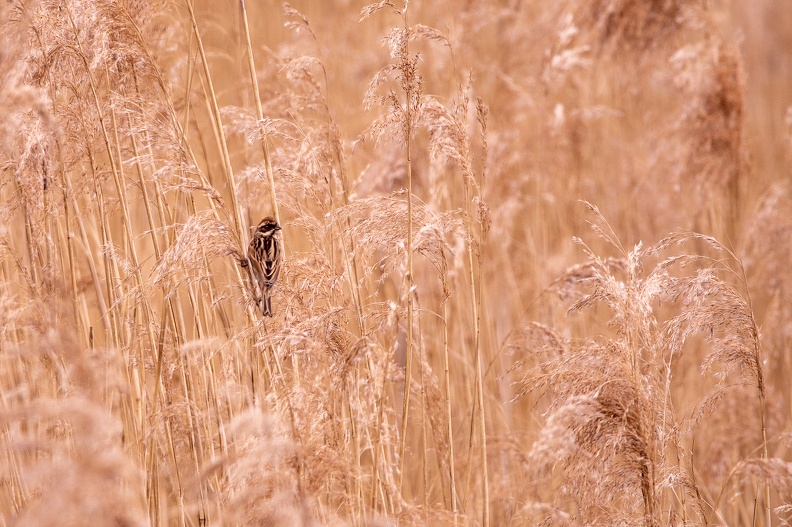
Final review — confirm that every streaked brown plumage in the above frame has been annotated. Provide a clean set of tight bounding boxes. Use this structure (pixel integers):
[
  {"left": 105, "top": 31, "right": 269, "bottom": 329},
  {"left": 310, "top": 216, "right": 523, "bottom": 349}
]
[{"left": 247, "top": 216, "right": 282, "bottom": 317}]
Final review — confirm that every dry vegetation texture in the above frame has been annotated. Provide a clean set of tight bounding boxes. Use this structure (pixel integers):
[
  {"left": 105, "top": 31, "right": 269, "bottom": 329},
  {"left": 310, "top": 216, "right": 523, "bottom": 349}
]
[{"left": 2, "top": 0, "right": 792, "bottom": 526}]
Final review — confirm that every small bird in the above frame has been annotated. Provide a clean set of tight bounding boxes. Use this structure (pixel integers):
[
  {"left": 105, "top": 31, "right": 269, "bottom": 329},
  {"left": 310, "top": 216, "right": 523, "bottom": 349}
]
[{"left": 247, "top": 216, "right": 282, "bottom": 317}]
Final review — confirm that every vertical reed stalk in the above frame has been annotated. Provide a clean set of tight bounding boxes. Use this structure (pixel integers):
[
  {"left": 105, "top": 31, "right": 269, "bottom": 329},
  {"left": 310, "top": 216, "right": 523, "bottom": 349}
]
[
  {"left": 185, "top": 0, "right": 244, "bottom": 242},
  {"left": 397, "top": 6, "right": 416, "bottom": 500},
  {"left": 441, "top": 274, "right": 458, "bottom": 521},
  {"left": 239, "top": 0, "right": 280, "bottom": 225}
]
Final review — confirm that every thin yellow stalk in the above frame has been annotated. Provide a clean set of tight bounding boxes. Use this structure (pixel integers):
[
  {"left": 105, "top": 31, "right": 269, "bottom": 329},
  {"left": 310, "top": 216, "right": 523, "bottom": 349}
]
[
  {"left": 239, "top": 0, "right": 280, "bottom": 224},
  {"left": 442, "top": 282, "right": 458, "bottom": 519},
  {"left": 728, "top": 252, "right": 772, "bottom": 527},
  {"left": 371, "top": 383, "right": 383, "bottom": 512},
  {"left": 335, "top": 389, "right": 362, "bottom": 522},
  {"left": 351, "top": 379, "right": 363, "bottom": 522},
  {"left": 745, "top": 291, "right": 771, "bottom": 527},
  {"left": 88, "top": 158, "right": 122, "bottom": 348},
  {"left": 147, "top": 302, "right": 169, "bottom": 506},
  {"left": 399, "top": 110, "right": 415, "bottom": 494},
  {"left": 183, "top": 194, "right": 214, "bottom": 339},
  {"left": 61, "top": 167, "right": 111, "bottom": 339},
  {"left": 399, "top": 6, "right": 416, "bottom": 496},
  {"left": 462, "top": 159, "right": 488, "bottom": 527},
  {"left": 128, "top": 131, "right": 158, "bottom": 425},
  {"left": 467, "top": 236, "right": 489, "bottom": 527},
  {"left": 185, "top": 0, "right": 244, "bottom": 242},
  {"left": 418, "top": 314, "right": 429, "bottom": 513},
  {"left": 59, "top": 195, "right": 85, "bottom": 342},
  {"left": 760, "top": 387, "right": 770, "bottom": 527}
]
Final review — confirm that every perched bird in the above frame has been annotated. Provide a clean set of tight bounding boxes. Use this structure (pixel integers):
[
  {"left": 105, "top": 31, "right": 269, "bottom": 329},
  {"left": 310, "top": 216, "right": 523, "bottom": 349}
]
[{"left": 247, "top": 216, "right": 282, "bottom": 317}]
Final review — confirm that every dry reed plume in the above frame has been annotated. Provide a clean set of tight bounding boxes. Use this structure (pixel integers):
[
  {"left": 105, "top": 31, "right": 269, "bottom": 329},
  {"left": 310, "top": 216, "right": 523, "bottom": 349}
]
[{"left": 1, "top": 1, "right": 791, "bottom": 526}]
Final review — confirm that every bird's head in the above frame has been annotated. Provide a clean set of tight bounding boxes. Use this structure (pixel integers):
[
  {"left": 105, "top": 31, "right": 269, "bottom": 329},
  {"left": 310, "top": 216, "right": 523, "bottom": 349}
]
[{"left": 256, "top": 216, "right": 281, "bottom": 236}]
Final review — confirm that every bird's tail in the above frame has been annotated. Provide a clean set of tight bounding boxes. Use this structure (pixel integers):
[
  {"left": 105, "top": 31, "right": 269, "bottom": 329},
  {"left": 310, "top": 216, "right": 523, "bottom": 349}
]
[{"left": 261, "top": 293, "right": 273, "bottom": 317}]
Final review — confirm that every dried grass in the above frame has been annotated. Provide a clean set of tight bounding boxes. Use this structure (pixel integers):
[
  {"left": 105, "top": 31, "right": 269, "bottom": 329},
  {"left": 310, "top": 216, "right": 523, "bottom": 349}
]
[{"left": 1, "top": 1, "right": 789, "bottom": 526}]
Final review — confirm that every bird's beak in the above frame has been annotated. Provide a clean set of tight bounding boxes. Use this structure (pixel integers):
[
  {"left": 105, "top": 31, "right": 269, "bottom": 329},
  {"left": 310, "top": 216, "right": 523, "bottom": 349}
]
[{"left": 275, "top": 225, "right": 282, "bottom": 230}]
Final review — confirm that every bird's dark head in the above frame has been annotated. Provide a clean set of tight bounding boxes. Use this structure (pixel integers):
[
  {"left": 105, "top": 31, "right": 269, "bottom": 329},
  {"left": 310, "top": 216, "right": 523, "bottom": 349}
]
[{"left": 256, "top": 216, "right": 281, "bottom": 236}]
